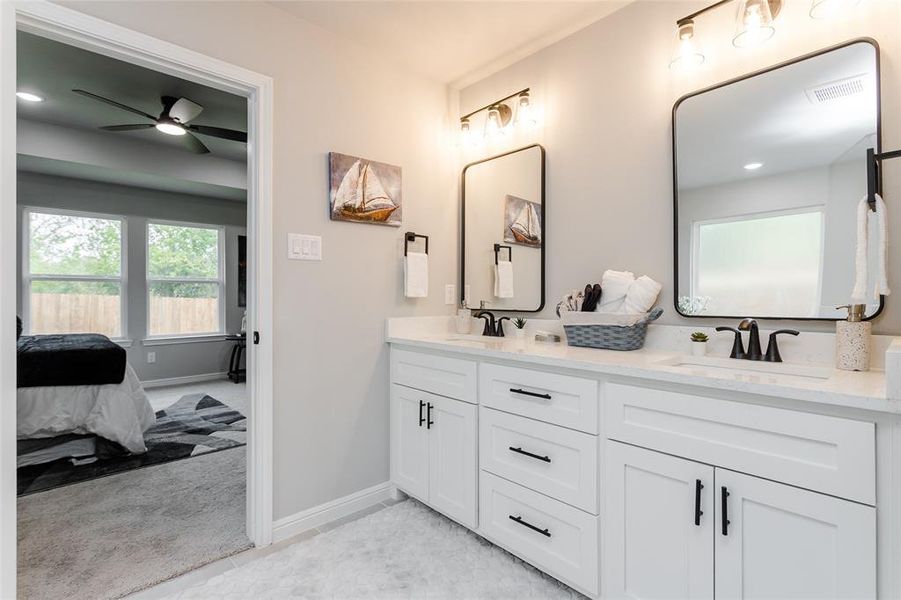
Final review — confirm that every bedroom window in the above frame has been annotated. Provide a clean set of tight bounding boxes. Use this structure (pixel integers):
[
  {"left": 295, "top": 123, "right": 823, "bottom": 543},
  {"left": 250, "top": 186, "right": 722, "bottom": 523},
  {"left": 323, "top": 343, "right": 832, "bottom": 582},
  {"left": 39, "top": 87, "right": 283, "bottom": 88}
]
[
  {"left": 24, "top": 209, "right": 126, "bottom": 338},
  {"left": 147, "top": 221, "right": 225, "bottom": 337}
]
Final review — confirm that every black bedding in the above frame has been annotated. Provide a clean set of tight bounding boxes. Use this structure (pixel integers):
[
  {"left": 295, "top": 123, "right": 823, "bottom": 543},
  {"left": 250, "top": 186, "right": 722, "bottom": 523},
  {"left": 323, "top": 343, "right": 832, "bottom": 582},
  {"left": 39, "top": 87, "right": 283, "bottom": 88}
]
[{"left": 17, "top": 334, "right": 127, "bottom": 388}]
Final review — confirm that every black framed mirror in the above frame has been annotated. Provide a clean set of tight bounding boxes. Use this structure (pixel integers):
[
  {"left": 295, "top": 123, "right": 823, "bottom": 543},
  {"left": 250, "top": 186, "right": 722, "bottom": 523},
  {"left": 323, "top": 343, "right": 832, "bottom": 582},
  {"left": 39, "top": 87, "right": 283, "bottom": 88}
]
[
  {"left": 673, "top": 39, "right": 882, "bottom": 321},
  {"left": 461, "top": 144, "right": 545, "bottom": 312}
]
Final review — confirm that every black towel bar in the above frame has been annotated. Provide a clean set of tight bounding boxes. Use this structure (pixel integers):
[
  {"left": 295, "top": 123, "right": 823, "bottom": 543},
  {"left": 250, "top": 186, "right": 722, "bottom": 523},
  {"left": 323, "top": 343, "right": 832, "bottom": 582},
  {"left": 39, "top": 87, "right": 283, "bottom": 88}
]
[
  {"left": 494, "top": 243, "right": 512, "bottom": 265},
  {"left": 404, "top": 232, "right": 429, "bottom": 256},
  {"left": 866, "top": 147, "right": 901, "bottom": 211}
]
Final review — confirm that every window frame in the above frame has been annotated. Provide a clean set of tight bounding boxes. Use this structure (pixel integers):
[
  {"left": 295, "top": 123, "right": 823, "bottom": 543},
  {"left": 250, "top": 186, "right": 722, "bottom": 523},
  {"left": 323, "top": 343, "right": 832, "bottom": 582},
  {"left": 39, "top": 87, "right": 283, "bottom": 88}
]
[
  {"left": 145, "top": 218, "right": 226, "bottom": 340},
  {"left": 22, "top": 206, "right": 128, "bottom": 339}
]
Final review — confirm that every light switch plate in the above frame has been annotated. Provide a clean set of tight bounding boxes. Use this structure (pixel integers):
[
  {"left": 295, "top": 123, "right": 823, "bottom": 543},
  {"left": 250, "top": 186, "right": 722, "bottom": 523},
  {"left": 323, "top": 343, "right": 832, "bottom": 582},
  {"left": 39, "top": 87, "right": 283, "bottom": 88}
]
[
  {"left": 288, "top": 234, "right": 322, "bottom": 261},
  {"left": 147, "top": 351, "right": 156, "bottom": 364},
  {"left": 445, "top": 284, "right": 456, "bottom": 305}
]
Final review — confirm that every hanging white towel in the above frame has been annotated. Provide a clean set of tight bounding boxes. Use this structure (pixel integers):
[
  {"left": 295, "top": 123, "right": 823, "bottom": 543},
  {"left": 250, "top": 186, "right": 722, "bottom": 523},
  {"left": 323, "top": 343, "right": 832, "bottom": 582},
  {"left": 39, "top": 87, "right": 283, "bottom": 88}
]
[
  {"left": 852, "top": 193, "right": 890, "bottom": 302},
  {"left": 621, "top": 275, "right": 662, "bottom": 314},
  {"left": 404, "top": 252, "right": 429, "bottom": 298},
  {"left": 596, "top": 270, "right": 634, "bottom": 313},
  {"left": 494, "top": 260, "right": 514, "bottom": 298}
]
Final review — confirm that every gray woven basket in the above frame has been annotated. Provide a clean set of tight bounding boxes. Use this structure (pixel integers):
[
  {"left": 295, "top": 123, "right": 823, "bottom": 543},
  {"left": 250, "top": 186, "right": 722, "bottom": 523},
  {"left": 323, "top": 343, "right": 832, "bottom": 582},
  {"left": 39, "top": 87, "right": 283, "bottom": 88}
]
[{"left": 563, "top": 307, "right": 663, "bottom": 351}]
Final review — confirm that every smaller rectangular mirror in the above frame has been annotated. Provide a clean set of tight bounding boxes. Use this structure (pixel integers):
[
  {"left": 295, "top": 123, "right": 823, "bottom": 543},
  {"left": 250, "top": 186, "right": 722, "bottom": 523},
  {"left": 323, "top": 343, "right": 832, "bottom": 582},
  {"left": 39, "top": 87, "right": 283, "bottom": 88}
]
[{"left": 462, "top": 145, "right": 545, "bottom": 312}]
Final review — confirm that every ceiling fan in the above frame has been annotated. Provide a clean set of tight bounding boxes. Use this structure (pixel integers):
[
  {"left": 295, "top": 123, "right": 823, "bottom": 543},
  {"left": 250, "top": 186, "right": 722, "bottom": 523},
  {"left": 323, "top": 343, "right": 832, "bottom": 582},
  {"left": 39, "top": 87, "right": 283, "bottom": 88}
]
[{"left": 72, "top": 89, "right": 247, "bottom": 154}]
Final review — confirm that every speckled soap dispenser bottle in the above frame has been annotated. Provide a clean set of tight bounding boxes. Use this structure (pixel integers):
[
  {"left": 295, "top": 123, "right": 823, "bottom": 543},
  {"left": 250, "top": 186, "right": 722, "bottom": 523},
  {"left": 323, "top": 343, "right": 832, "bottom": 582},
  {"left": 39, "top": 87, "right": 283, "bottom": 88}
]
[{"left": 835, "top": 304, "right": 871, "bottom": 371}]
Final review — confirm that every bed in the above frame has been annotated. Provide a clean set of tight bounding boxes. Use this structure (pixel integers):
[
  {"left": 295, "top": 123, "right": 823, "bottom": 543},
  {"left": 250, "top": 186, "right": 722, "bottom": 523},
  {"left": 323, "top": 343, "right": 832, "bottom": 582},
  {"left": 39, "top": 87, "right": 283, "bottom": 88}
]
[{"left": 16, "top": 333, "right": 156, "bottom": 468}]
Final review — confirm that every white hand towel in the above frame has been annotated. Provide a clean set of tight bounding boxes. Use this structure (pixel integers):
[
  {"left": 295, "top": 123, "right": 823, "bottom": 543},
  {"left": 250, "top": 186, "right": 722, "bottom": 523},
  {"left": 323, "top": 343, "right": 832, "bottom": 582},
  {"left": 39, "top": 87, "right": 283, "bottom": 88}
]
[
  {"left": 596, "top": 270, "right": 634, "bottom": 313},
  {"left": 404, "top": 252, "right": 428, "bottom": 298},
  {"left": 852, "top": 194, "right": 891, "bottom": 302},
  {"left": 494, "top": 260, "right": 514, "bottom": 298},
  {"left": 621, "top": 275, "right": 662, "bottom": 314}
]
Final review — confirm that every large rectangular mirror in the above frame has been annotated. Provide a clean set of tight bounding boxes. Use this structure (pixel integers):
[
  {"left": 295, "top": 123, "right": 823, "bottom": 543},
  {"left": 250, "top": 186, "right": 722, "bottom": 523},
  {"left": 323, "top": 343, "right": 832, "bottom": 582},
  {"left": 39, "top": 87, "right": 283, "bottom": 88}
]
[
  {"left": 674, "top": 40, "right": 881, "bottom": 320},
  {"left": 462, "top": 145, "right": 545, "bottom": 312}
]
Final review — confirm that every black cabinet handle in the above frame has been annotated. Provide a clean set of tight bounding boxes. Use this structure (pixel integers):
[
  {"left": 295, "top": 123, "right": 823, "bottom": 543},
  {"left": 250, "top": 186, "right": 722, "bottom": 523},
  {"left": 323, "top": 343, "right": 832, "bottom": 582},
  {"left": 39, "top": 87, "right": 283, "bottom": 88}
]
[
  {"left": 418, "top": 400, "right": 425, "bottom": 427},
  {"left": 721, "top": 486, "right": 730, "bottom": 536},
  {"left": 427, "top": 402, "right": 434, "bottom": 429},
  {"left": 694, "top": 479, "right": 704, "bottom": 526},
  {"left": 509, "top": 446, "right": 551, "bottom": 463},
  {"left": 509, "top": 388, "right": 552, "bottom": 400},
  {"left": 509, "top": 515, "right": 551, "bottom": 537}
]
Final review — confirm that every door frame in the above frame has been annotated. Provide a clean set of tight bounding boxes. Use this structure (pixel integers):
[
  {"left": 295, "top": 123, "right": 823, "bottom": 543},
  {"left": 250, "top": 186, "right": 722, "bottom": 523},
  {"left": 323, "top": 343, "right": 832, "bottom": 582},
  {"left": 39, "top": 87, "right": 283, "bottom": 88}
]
[{"left": 0, "top": 2, "right": 275, "bottom": 595}]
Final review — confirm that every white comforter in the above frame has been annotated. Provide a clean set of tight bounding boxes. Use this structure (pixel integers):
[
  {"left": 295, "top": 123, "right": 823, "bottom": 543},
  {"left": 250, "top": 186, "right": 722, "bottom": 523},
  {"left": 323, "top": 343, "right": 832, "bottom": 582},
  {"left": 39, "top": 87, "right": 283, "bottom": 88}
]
[{"left": 17, "top": 364, "right": 156, "bottom": 454}]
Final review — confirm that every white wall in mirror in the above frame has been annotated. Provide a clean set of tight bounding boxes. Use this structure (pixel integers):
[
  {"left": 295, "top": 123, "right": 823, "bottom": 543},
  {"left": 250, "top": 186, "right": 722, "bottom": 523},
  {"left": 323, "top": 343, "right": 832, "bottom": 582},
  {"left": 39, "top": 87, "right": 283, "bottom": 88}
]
[
  {"left": 463, "top": 145, "right": 543, "bottom": 311},
  {"left": 675, "top": 40, "right": 879, "bottom": 320}
]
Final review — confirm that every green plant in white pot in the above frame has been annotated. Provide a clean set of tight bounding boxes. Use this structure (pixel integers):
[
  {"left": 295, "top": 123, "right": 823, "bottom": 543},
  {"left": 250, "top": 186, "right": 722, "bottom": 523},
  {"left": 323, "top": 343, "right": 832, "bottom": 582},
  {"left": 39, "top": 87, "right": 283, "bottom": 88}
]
[
  {"left": 690, "top": 331, "right": 709, "bottom": 356},
  {"left": 513, "top": 317, "right": 527, "bottom": 340}
]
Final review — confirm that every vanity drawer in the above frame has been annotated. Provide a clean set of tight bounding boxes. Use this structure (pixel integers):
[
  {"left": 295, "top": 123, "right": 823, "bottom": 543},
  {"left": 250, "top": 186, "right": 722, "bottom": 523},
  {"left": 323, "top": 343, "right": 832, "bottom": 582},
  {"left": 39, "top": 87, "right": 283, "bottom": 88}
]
[
  {"left": 391, "top": 348, "right": 477, "bottom": 403},
  {"left": 480, "top": 406, "right": 598, "bottom": 513},
  {"left": 479, "top": 363, "right": 598, "bottom": 433},
  {"left": 478, "top": 471, "right": 599, "bottom": 596},
  {"left": 605, "top": 382, "right": 876, "bottom": 505}
]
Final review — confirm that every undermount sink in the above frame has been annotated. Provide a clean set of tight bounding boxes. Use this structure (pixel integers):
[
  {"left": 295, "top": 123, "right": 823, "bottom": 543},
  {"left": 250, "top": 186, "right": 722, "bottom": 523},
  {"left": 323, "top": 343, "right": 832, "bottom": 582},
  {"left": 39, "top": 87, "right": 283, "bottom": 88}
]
[
  {"left": 443, "top": 335, "right": 501, "bottom": 347},
  {"left": 654, "top": 355, "right": 832, "bottom": 382}
]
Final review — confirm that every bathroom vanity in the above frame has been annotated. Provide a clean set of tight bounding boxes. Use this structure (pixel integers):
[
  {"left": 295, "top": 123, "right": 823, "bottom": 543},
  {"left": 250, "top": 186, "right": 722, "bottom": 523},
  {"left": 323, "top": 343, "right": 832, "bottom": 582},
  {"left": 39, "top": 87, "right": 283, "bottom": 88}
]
[{"left": 387, "top": 322, "right": 900, "bottom": 599}]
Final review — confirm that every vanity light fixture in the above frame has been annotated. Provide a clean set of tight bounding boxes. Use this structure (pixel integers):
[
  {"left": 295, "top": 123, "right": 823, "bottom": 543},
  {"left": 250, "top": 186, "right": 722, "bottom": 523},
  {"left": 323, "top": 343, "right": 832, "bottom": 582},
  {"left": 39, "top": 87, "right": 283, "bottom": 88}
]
[
  {"left": 744, "top": 162, "right": 764, "bottom": 170},
  {"left": 733, "top": 0, "right": 776, "bottom": 47},
  {"left": 459, "top": 88, "right": 532, "bottom": 144},
  {"left": 669, "top": 19, "right": 705, "bottom": 70},
  {"left": 16, "top": 91, "right": 44, "bottom": 102},
  {"left": 809, "top": 0, "right": 861, "bottom": 19}
]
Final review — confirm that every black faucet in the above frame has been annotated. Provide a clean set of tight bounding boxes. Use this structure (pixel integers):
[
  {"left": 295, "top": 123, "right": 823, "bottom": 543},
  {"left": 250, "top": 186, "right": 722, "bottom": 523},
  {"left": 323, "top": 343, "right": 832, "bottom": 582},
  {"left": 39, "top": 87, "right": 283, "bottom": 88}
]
[
  {"left": 738, "top": 318, "right": 763, "bottom": 361},
  {"left": 764, "top": 329, "right": 800, "bottom": 363},
  {"left": 715, "top": 326, "right": 746, "bottom": 359},
  {"left": 476, "top": 311, "right": 498, "bottom": 336}
]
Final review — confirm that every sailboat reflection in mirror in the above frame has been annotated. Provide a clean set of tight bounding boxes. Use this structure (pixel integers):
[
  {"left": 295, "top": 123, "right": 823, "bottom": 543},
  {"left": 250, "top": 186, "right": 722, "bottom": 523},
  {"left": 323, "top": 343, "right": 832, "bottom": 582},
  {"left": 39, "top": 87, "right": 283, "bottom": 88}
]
[
  {"left": 504, "top": 194, "right": 542, "bottom": 248},
  {"left": 329, "top": 152, "right": 402, "bottom": 226}
]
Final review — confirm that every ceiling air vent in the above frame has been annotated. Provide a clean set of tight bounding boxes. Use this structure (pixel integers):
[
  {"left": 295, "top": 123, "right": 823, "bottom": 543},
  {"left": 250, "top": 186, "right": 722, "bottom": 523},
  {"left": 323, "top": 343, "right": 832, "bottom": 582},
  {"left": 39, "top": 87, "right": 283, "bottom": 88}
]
[{"left": 805, "top": 75, "right": 865, "bottom": 104}]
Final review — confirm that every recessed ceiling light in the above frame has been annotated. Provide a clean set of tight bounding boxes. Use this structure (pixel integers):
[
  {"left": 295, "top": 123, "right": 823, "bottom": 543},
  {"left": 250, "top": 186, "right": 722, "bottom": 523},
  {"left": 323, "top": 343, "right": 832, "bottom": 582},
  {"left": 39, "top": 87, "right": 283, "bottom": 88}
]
[
  {"left": 16, "top": 91, "right": 44, "bottom": 102},
  {"left": 744, "top": 162, "right": 764, "bottom": 170},
  {"left": 155, "top": 122, "right": 186, "bottom": 136}
]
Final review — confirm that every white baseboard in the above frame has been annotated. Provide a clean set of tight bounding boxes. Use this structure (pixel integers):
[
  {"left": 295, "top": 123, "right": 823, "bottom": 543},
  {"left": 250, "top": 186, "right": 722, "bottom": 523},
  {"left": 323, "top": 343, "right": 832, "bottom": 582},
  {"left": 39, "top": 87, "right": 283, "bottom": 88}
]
[
  {"left": 272, "top": 482, "right": 394, "bottom": 543},
  {"left": 142, "top": 372, "right": 228, "bottom": 389}
]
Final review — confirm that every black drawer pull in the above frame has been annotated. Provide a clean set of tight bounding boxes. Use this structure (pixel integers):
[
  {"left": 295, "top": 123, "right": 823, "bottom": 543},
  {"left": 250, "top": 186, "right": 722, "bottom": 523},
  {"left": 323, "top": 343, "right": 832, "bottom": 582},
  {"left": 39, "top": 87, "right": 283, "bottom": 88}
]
[
  {"left": 509, "top": 388, "right": 552, "bottom": 400},
  {"left": 418, "top": 400, "right": 425, "bottom": 427},
  {"left": 427, "top": 402, "right": 434, "bottom": 429},
  {"left": 509, "top": 515, "right": 551, "bottom": 537},
  {"left": 721, "top": 486, "right": 730, "bottom": 536},
  {"left": 509, "top": 446, "right": 551, "bottom": 463},
  {"left": 694, "top": 479, "right": 704, "bottom": 526}
]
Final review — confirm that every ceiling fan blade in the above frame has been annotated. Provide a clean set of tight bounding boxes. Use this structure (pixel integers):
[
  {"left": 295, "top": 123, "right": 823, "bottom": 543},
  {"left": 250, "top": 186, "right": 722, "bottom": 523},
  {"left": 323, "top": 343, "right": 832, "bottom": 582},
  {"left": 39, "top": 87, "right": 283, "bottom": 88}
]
[
  {"left": 181, "top": 132, "right": 210, "bottom": 155},
  {"left": 72, "top": 89, "right": 156, "bottom": 121},
  {"left": 100, "top": 124, "right": 156, "bottom": 132},
  {"left": 187, "top": 124, "right": 247, "bottom": 143},
  {"left": 168, "top": 97, "right": 204, "bottom": 124}
]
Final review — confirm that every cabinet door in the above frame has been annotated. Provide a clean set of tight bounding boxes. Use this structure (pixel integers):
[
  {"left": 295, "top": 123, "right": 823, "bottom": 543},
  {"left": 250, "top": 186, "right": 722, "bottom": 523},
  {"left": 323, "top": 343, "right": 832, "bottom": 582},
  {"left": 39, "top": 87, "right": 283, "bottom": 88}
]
[
  {"left": 604, "top": 442, "right": 715, "bottom": 600},
  {"left": 428, "top": 394, "right": 478, "bottom": 528},
  {"left": 389, "top": 384, "right": 429, "bottom": 501},
  {"left": 715, "top": 469, "right": 876, "bottom": 600}
]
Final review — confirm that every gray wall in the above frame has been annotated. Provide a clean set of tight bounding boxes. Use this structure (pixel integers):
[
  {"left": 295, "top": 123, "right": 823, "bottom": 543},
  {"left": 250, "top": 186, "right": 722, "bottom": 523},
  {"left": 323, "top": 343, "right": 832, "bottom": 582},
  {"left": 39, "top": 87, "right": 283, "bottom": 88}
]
[
  {"left": 17, "top": 171, "right": 247, "bottom": 381},
  {"left": 60, "top": 0, "right": 457, "bottom": 522},
  {"left": 459, "top": 0, "right": 901, "bottom": 334}
]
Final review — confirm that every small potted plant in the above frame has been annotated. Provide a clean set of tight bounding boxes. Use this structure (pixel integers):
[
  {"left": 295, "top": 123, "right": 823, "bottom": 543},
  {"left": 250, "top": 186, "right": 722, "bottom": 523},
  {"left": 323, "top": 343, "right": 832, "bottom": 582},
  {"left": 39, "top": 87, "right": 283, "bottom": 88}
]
[
  {"left": 690, "top": 331, "right": 709, "bottom": 356},
  {"left": 513, "top": 317, "right": 528, "bottom": 340}
]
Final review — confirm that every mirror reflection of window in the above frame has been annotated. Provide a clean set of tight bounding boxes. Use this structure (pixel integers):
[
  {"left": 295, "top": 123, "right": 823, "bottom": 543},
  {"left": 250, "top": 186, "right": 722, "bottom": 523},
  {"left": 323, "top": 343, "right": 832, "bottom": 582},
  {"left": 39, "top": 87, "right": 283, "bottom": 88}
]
[{"left": 674, "top": 41, "right": 879, "bottom": 320}]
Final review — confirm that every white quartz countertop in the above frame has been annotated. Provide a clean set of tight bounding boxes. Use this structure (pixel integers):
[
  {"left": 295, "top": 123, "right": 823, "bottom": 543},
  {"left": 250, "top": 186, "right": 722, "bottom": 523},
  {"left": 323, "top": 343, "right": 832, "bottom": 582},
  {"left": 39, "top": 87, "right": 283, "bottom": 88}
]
[{"left": 387, "top": 331, "right": 896, "bottom": 414}]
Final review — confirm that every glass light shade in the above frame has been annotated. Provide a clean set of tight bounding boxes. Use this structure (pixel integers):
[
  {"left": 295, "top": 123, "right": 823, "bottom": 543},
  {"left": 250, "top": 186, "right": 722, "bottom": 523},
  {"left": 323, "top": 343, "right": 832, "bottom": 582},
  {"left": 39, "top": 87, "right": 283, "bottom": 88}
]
[
  {"left": 669, "top": 21, "right": 705, "bottom": 70},
  {"left": 485, "top": 106, "right": 504, "bottom": 138},
  {"left": 515, "top": 92, "right": 537, "bottom": 127},
  {"left": 155, "top": 122, "right": 186, "bottom": 136},
  {"left": 809, "top": 0, "right": 861, "bottom": 18},
  {"left": 16, "top": 91, "right": 44, "bottom": 102},
  {"left": 733, "top": 0, "right": 776, "bottom": 48}
]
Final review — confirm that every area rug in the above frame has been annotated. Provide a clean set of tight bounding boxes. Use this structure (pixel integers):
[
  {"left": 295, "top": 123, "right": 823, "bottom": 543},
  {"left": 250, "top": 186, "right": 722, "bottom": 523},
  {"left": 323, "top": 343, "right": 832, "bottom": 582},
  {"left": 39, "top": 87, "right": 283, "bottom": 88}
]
[{"left": 18, "top": 393, "right": 246, "bottom": 495}]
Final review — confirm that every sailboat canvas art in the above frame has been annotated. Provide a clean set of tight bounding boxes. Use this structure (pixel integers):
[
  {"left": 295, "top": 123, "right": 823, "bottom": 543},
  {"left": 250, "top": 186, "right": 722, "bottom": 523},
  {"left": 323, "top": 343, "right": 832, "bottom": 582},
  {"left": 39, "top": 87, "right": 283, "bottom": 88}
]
[
  {"left": 503, "top": 195, "right": 542, "bottom": 248},
  {"left": 329, "top": 152, "right": 402, "bottom": 226}
]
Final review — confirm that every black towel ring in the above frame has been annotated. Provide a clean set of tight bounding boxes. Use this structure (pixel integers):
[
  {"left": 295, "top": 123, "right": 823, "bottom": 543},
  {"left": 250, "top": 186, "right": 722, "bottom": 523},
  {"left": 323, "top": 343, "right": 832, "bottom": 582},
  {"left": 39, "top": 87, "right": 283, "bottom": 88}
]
[
  {"left": 404, "top": 232, "right": 429, "bottom": 256},
  {"left": 494, "top": 244, "right": 512, "bottom": 265},
  {"left": 866, "top": 147, "right": 901, "bottom": 211}
]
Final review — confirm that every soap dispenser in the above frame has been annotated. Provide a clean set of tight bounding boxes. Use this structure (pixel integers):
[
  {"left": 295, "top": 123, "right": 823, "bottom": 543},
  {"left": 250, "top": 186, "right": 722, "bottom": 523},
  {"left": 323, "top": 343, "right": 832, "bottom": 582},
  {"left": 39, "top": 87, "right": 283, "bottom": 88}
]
[{"left": 835, "top": 304, "right": 871, "bottom": 371}]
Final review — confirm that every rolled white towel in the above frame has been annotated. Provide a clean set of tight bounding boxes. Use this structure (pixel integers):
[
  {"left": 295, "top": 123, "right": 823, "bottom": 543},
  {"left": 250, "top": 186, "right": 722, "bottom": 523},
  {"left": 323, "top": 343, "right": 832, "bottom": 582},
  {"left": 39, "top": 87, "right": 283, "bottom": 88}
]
[
  {"left": 404, "top": 252, "right": 428, "bottom": 298},
  {"left": 621, "top": 275, "right": 662, "bottom": 314},
  {"left": 494, "top": 260, "right": 514, "bottom": 298},
  {"left": 597, "top": 269, "right": 634, "bottom": 313}
]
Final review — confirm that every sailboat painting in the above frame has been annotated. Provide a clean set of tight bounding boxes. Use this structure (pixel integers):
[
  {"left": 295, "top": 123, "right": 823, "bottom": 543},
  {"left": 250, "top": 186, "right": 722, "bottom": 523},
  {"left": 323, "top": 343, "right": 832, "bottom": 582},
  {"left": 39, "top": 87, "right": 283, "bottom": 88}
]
[
  {"left": 329, "top": 152, "right": 402, "bottom": 226},
  {"left": 503, "top": 195, "right": 542, "bottom": 248}
]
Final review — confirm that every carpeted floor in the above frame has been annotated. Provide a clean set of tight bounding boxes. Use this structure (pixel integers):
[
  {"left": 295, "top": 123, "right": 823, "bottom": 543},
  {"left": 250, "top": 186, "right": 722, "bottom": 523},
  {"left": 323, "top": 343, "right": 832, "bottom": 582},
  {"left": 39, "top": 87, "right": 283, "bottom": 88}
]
[
  {"left": 165, "top": 499, "right": 585, "bottom": 600},
  {"left": 18, "top": 446, "right": 251, "bottom": 600}
]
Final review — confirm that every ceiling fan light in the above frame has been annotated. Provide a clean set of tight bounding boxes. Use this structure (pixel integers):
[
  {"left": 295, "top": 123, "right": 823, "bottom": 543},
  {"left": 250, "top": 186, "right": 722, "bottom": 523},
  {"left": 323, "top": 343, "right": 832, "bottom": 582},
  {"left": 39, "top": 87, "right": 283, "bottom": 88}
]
[
  {"left": 733, "top": 0, "right": 776, "bottom": 48},
  {"left": 16, "top": 91, "right": 44, "bottom": 102},
  {"left": 155, "top": 121, "right": 186, "bottom": 136}
]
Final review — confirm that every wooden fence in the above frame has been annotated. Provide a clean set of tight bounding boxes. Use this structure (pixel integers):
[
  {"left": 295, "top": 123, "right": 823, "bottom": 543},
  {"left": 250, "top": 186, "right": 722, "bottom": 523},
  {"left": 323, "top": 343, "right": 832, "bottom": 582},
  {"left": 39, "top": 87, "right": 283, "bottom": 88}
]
[{"left": 31, "top": 293, "right": 218, "bottom": 337}]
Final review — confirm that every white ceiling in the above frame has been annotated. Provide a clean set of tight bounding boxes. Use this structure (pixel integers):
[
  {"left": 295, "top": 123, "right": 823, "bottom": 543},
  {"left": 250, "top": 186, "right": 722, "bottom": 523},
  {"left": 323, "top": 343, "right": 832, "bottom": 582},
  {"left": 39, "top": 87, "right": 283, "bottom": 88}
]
[
  {"left": 676, "top": 42, "right": 879, "bottom": 190},
  {"left": 271, "top": 0, "right": 630, "bottom": 86}
]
